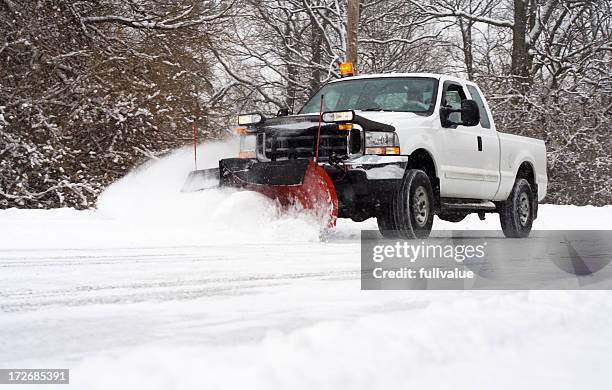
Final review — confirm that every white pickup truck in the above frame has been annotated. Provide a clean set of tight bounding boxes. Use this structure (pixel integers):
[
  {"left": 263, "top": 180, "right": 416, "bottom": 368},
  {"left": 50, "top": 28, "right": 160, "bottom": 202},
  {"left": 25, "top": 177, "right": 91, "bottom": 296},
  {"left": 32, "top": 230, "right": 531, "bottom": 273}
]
[{"left": 190, "top": 73, "right": 548, "bottom": 238}]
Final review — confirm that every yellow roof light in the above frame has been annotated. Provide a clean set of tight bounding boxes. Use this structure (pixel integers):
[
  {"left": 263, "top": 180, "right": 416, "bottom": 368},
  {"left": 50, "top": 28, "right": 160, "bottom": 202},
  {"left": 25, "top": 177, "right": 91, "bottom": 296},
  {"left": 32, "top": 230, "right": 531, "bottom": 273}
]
[{"left": 339, "top": 62, "right": 355, "bottom": 77}]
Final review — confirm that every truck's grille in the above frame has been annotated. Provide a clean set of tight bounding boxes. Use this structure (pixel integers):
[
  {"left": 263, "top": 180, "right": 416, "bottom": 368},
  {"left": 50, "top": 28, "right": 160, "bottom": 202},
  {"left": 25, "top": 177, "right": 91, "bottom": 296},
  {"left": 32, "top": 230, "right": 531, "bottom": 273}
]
[{"left": 261, "top": 131, "right": 349, "bottom": 161}]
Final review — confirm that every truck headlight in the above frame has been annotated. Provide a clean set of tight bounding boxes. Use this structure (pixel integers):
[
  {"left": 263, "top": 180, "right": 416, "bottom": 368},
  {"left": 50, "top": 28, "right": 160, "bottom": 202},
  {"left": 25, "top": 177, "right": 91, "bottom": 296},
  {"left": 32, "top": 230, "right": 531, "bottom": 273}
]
[
  {"left": 238, "top": 113, "right": 263, "bottom": 126},
  {"left": 322, "top": 110, "right": 355, "bottom": 123},
  {"left": 239, "top": 134, "right": 257, "bottom": 159},
  {"left": 365, "top": 131, "right": 400, "bottom": 155}
]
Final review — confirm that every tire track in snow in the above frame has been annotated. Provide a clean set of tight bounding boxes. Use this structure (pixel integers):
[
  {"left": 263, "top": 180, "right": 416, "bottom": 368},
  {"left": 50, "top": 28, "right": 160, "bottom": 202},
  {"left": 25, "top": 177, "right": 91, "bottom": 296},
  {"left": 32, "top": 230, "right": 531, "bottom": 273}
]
[{"left": 0, "top": 246, "right": 359, "bottom": 313}]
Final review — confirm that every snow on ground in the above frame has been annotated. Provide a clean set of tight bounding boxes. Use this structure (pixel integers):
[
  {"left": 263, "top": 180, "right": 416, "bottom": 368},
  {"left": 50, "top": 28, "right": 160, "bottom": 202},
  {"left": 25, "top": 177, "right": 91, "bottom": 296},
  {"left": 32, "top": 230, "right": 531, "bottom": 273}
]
[{"left": 1, "top": 142, "right": 612, "bottom": 389}]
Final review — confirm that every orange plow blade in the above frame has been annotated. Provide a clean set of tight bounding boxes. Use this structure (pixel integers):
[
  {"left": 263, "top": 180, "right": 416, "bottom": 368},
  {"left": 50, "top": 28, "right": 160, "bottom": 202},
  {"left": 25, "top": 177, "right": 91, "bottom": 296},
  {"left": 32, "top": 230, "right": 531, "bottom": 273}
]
[{"left": 252, "top": 161, "right": 338, "bottom": 227}]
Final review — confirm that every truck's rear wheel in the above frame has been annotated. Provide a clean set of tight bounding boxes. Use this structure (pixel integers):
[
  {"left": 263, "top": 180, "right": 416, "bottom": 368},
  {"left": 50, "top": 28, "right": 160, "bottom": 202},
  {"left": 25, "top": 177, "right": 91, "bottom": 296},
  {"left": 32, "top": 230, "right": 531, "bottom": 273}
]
[
  {"left": 377, "top": 169, "right": 434, "bottom": 239},
  {"left": 499, "top": 178, "right": 534, "bottom": 238}
]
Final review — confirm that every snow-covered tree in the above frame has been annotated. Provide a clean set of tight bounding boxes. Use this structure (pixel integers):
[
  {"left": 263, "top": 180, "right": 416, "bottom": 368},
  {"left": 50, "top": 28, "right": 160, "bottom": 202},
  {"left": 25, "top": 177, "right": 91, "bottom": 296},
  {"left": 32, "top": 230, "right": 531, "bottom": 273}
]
[
  {"left": 0, "top": 0, "right": 235, "bottom": 208},
  {"left": 1, "top": 0, "right": 610, "bottom": 208}
]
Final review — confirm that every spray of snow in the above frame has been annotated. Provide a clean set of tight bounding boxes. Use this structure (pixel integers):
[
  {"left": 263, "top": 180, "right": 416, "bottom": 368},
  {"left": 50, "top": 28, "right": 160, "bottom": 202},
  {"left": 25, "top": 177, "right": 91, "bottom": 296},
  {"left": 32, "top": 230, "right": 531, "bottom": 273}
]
[{"left": 96, "top": 140, "right": 323, "bottom": 244}]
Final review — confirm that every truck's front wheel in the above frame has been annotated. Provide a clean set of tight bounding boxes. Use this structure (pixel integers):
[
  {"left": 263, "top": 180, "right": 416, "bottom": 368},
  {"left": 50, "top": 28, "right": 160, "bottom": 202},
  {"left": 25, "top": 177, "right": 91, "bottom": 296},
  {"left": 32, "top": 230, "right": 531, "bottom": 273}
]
[
  {"left": 499, "top": 178, "right": 534, "bottom": 238},
  {"left": 376, "top": 209, "right": 399, "bottom": 238},
  {"left": 378, "top": 169, "right": 434, "bottom": 239}
]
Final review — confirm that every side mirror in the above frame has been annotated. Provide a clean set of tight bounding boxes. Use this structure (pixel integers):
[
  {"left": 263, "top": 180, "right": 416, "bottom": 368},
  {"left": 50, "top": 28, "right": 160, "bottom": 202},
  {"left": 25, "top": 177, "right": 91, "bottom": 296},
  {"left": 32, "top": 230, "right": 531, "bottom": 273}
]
[
  {"left": 439, "top": 106, "right": 455, "bottom": 128},
  {"left": 439, "top": 99, "right": 480, "bottom": 128},
  {"left": 276, "top": 108, "right": 290, "bottom": 117},
  {"left": 461, "top": 100, "right": 480, "bottom": 127}
]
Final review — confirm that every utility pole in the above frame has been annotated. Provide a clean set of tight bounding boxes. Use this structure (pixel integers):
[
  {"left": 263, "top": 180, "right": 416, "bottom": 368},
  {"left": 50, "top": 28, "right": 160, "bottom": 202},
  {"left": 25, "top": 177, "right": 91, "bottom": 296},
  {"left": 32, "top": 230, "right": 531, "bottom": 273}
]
[{"left": 346, "top": 0, "right": 360, "bottom": 69}]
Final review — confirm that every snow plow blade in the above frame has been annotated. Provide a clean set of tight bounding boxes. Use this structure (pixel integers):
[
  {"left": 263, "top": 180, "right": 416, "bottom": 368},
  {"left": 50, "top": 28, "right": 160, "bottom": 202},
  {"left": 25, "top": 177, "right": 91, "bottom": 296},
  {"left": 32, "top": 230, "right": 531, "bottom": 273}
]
[
  {"left": 182, "top": 167, "right": 221, "bottom": 192},
  {"left": 183, "top": 158, "right": 338, "bottom": 227}
]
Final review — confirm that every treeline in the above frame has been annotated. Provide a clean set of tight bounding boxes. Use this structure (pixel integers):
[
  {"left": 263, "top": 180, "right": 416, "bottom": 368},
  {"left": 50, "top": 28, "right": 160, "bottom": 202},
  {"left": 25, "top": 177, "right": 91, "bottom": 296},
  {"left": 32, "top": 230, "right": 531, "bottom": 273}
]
[{"left": 1, "top": 0, "right": 610, "bottom": 208}]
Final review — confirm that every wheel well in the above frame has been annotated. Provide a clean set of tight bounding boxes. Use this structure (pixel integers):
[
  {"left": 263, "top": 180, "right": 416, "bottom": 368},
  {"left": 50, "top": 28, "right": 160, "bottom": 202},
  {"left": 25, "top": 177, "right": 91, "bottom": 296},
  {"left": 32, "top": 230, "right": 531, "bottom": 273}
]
[
  {"left": 516, "top": 161, "right": 539, "bottom": 220},
  {"left": 516, "top": 162, "right": 536, "bottom": 189},
  {"left": 407, "top": 149, "right": 440, "bottom": 211},
  {"left": 407, "top": 149, "right": 436, "bottom": 179}
]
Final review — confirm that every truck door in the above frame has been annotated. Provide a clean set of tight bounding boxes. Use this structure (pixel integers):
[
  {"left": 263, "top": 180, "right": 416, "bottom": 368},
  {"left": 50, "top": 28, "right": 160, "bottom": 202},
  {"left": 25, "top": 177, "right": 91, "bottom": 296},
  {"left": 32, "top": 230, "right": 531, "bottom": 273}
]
[
  {"left": 438, "top": 81, "right": 494, "bottom": 199},
  {"left": 466, "top": 84, "right": 501, "bottom": 199}
]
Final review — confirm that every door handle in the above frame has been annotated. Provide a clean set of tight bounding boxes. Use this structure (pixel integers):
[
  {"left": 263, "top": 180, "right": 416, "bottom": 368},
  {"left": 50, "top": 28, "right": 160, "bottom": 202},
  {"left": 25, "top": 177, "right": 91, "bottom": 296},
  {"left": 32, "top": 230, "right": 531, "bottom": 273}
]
[{"left": 477, "top": 136, "right": 483, "bottom": 152}]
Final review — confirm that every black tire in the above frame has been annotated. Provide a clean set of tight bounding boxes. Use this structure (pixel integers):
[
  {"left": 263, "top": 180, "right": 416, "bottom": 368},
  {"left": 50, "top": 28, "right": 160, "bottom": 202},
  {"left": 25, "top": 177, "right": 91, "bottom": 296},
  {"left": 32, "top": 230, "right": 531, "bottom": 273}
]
[
  {"left": 499, "top": 178, "right": 534, "bottom": 238},
  {"left": 377, "top": 208, "right": 400, "bottom": 238},
  {"left": 377, "top": 169, "right": 434, "bottom": 239}
]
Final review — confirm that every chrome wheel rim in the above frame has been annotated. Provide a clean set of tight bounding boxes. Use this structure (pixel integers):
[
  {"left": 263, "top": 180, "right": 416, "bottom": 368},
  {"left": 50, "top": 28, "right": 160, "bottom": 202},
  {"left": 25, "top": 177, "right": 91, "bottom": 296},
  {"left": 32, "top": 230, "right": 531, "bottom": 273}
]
[
  {"left": 413, "top": 186, "right": 429, "bottom": 227},
  {"left": 518, "top": 192, "right": 530, "bottom": 226}
]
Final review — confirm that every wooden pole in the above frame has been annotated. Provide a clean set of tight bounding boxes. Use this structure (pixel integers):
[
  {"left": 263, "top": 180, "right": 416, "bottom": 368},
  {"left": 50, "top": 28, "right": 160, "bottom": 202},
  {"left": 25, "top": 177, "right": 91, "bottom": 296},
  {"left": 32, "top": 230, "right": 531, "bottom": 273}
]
[{"left": 346, "top": 0, "right": 360, "bottom": 70}]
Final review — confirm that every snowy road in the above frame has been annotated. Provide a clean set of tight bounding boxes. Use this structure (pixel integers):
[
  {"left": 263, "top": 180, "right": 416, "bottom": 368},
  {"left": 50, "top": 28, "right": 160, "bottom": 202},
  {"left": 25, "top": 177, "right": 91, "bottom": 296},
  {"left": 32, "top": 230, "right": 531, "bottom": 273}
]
[
  {"left": 2, "top": 205, "right": 612, "bottom": 390},
  {"left": 1, "top": 146, "right": 612, "bottom": 389}
]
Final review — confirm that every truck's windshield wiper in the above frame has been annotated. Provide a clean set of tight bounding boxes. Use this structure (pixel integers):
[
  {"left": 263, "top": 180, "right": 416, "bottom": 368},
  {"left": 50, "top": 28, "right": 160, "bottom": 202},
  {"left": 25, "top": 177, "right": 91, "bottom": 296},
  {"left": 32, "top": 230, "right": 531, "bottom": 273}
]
[{"left": 361, "top": 108, "right": 395, "bottom": 112}]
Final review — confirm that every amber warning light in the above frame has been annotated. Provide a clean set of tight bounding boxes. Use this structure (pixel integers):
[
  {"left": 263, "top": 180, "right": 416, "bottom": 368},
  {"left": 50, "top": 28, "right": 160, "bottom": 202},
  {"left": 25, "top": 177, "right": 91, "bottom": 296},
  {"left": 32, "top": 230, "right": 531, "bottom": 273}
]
[{"left": 339, "top": 62, "right": 355, "bottom": 77}]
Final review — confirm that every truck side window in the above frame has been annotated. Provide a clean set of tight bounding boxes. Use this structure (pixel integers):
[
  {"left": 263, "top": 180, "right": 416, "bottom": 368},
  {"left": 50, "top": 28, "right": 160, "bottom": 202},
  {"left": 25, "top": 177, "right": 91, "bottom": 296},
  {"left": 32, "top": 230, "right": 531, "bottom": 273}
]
[
  {"left": 467, "top": 85, "right": 491, "bottom": 129},
  {"left": 442, "top": 83, "right": 466, "bottom": 123}
]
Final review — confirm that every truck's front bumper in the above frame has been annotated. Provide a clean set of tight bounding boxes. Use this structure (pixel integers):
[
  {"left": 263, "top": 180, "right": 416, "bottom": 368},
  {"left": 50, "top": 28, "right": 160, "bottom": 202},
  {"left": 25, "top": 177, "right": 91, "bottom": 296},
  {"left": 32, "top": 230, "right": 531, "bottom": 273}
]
[
  {"left": 323, "top": 155, "right": 409, "bottom": 221},
  {"left": 333, "top": 155, "right": 409, "bottom": 179}
]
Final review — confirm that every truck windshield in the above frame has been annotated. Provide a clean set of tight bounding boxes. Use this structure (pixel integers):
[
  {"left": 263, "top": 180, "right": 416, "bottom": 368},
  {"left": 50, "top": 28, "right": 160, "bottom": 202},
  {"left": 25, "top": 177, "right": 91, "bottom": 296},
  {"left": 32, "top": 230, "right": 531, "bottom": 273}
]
[{"left": 300, "top": 77, "right": 437, "bottom": 115}]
